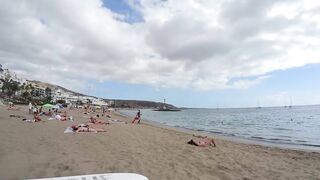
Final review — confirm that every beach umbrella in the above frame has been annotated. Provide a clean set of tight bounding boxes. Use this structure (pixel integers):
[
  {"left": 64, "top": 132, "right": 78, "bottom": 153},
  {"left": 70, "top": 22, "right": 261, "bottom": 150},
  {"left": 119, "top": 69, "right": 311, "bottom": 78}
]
[
  {"left": 42, "top": 103, "right": 54, "bottom": 108},
  {"left": 53, "top": 105, "right": 60, "bottom": 109},
  {"left": 53, "top": 104, "right": 64, "bottom": 109}
]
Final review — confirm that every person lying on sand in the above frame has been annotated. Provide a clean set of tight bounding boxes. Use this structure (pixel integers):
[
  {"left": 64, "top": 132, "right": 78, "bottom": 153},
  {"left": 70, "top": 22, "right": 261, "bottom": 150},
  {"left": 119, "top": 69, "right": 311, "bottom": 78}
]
[
  {"left": 9, "top": 114, "right": 25, "bottom": 118},
  {"left": 7, "top": 104, "right": 21, "bottom": 111},
  {"left": 54, "top": 114, "right": 67, "bottom": 121},
  {"left": 71, "top": 124, "right": 106, "bottom": 133},
  {"left": 109, "top": 119, "right": 127, "bottom": 124},
  {"left": 187, "top": 136, "right": 216, "bottom": 147},
  {"left": 89, "top": 115, "right": 109, "bottom": 125}
]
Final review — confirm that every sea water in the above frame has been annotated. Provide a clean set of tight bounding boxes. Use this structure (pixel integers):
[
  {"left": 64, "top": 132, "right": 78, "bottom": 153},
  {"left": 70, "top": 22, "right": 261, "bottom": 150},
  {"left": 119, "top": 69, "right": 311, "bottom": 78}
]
[{"left": 120, "top": 105, "right": 320, "bottom": 149}]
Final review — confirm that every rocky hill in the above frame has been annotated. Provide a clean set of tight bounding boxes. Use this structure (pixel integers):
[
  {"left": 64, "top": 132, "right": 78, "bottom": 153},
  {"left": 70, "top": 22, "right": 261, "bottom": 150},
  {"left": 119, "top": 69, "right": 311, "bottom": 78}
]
[
  {"left": 1, "top": 64, "right": 178, "bottom": 109},
  {"left": 107, "top": 99, "right": 177, "bottom": 109},
  {"left": 27, "top": 80, "right": 87, "bottom": 97},
  {"left": 27, "top": 81, "right": 177, "bottom": 109}
]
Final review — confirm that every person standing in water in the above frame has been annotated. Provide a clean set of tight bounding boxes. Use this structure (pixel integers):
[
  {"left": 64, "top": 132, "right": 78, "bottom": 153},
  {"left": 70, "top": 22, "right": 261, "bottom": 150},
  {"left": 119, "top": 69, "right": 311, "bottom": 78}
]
[{"left": 132, "top": 110, "right": 141, "bottom": 124}]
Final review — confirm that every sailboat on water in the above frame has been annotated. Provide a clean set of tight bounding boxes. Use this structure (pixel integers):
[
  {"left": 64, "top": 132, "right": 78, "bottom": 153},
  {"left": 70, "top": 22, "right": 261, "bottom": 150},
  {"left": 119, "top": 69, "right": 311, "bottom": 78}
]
[
  {"left": 289, "top": 97, "right": 293, "bottom": 108},
  {"left": 256, "top": 99, "right": 262, "bottom": 109},
  {"left": 284, "top": 96, "right": 293, "bottom": 108}
]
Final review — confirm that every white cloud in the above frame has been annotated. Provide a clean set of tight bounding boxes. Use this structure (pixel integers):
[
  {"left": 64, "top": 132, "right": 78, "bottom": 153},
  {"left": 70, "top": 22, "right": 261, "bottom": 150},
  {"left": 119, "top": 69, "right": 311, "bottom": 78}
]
[
  {"left": 231, "top": 75, "right": 271, "bottom": 90},
  {"left": 0, "top": 0, "right": 320, "bottom": 92},
  {"left": 262, "top": 92, "right": 290, "bottom": 106}
]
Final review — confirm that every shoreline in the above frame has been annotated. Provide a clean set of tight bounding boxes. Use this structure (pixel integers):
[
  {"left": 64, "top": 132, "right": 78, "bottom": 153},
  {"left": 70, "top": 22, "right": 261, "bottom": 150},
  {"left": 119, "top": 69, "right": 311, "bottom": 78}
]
[
  {"left": 1, "top": 105, "right": 320, "bottom": 179},
  {"left": 116, "top": 110, "right": 320, "bottom": 152}
]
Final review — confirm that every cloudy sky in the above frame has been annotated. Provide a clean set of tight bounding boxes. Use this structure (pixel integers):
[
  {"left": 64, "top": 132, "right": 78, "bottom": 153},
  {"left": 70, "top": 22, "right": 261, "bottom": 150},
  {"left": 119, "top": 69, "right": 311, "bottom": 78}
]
[{"left": 1, "top": 0, "right": 320, "bottom": 108}]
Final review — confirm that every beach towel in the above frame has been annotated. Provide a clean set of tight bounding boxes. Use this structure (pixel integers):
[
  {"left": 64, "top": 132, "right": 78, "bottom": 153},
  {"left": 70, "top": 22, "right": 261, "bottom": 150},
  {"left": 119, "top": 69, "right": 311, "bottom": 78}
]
[
  {"left": 55, "top": 114, "right": 62, "bottom": 120},
  {"left": 109, "top": 119, "right": 126, "bottom": 124},
  {"left": 9, "top": 114, "right": 24, "bottom": 118},
  {"left": 64, "top": 127, "right": 74, "bottom": 133},
  {"left": 78, "top": 124, "right": 87, "bottom": 127},
  {"left": 22, "top": 119, "right": 34, "bottom": 123}
]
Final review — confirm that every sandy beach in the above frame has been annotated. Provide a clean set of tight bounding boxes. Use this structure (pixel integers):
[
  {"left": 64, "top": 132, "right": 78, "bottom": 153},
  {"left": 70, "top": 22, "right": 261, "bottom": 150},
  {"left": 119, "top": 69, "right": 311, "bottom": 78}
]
[{"left": 0, "top": 105, "right": 320, "bottom": 180}]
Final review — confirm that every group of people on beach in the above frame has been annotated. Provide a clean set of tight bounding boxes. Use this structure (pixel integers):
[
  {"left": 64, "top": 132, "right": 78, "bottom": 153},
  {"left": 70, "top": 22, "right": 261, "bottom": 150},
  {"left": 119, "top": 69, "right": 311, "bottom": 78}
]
[
  {"left": 68, "top": 115, "right": 111, "bottom": 133},
  {"left": 8, "top": 102, "right": 216, "bottom": 147},
  {"left": 131, "top": 110, "right": 216, "bottom": 147},
  {"left": 65, "top": 106, "right": 116, "bottom": 133},
  {"left": 27, "top": 102, "right": 69, "bottom": 122},
  {"left": 83, "top": 104, "right": 111, "bottom": 118}
]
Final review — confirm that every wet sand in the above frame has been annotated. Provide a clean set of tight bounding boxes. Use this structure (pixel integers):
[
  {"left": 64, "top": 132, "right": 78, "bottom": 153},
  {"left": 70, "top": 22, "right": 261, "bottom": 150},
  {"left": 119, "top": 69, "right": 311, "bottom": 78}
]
[{"left": 0, "top": 105, "right": 320, "bottom": 180}]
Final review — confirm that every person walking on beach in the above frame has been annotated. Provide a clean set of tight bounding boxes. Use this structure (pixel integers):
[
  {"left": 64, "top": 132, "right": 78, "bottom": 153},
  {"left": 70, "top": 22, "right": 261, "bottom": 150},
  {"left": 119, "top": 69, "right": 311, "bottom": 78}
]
[
  {"left": 33, "top": 105, "right": 38, "bottom": 115},
  {"left": 28, "top": 102, "right": 33, "bottom": 114},
  {"left": 132, "top": 110, "right": 141, "bottom": 124}
]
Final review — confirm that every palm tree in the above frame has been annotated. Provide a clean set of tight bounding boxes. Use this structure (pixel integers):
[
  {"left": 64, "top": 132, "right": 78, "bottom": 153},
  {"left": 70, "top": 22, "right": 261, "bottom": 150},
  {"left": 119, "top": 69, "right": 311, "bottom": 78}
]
[{"left": 1, "top": 78, "right": 20, "bottom": 100}]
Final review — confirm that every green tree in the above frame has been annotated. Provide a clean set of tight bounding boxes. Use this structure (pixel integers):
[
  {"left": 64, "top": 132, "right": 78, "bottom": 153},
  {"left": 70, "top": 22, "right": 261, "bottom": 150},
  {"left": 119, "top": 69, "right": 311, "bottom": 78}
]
[
  {"left": 21, "top": 91, "right": 31, "bottom": 101},
  {"left": 23, "top": 83, "right": 33, "bottom": 101},
  {"left": 0, "top": 78, "right": 20, "bottom": 99},
  {"left": 45, "top": 87, "right": 52, "bottom": 103}
]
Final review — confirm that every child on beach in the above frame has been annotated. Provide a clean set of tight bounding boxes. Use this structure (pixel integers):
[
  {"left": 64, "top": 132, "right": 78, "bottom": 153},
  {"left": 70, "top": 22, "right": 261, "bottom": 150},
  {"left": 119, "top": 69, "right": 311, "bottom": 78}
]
[
  {"left": 33, "top": 113, "right": 42, "bottom": 122},
  {"left": 132, "top": 110, "right": 141, "bottom": 124},
  {"left": 48, "top": 109, "right": 52, "bottom": 116}
]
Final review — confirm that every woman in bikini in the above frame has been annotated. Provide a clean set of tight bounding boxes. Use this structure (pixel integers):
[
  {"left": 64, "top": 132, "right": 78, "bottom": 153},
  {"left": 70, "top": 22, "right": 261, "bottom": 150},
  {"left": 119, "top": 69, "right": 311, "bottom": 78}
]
[
  {"left": 89, "top": 116, "right": 109, "bottom": 125},
  {"left": 187, "top": 135, "right": 216, "bottom": 147},
  {"left": 71, "top": 124, "right": 106, "bottom": 133}
]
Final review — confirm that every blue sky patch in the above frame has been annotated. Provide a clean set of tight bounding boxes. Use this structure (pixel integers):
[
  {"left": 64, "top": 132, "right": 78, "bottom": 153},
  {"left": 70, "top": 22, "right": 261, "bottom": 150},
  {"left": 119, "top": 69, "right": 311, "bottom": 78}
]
[{"left": 101, "top": 0, "right": 143, "bottom": 23}]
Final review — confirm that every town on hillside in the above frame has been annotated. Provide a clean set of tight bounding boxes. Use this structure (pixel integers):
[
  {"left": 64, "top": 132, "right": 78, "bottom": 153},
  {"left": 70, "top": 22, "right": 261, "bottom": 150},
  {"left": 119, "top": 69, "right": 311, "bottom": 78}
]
[
  {"left": 0, "top": 64, "right": 176, "bottom": 109},
  {"left": 0, "top": 64, "right": 110, "bottom": 107}
]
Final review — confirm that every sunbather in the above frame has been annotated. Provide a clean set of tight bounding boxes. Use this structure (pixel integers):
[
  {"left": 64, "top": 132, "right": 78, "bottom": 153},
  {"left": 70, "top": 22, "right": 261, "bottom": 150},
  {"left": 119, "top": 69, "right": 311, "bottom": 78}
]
[
  {"left": 89, "top": 116, "right": 109, "bottom": 125},
  {"left": 187, "top": 136, "right": 216, "bottom": 147},
  {"left": 9, "top": 114, "right": 24, "bottom": 118},
  {"left": 54, "top": 114, "right": 66, "bottom": 121},
  {"left": 7, "top": 104, "right": 21, "bottom": 111},
  {"left": 71, "top": 124, "right": 106, "bottom": 133}
]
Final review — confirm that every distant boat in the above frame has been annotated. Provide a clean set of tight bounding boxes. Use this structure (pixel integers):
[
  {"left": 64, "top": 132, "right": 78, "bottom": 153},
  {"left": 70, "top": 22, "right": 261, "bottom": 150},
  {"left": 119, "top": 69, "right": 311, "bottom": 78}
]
[
  {"left": 153, "top": 98, "right": 181, "bottom": 112},
  {"left": 256, "top": 99, "right": 262, "bottom": 109},
  {"left": 288, "top": 96, "right": 293, "bottom": 108}
]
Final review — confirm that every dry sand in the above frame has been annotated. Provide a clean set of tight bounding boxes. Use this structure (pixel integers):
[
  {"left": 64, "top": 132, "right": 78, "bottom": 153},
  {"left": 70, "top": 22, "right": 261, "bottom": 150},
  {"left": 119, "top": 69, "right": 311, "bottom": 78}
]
[{"left": 0, "top": 105, "right": 320, "bottom": 180}]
